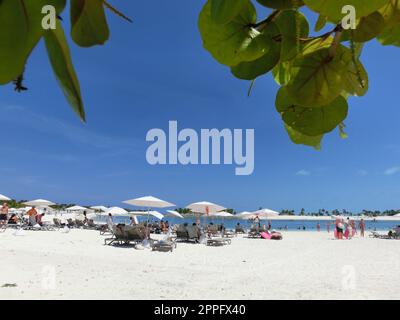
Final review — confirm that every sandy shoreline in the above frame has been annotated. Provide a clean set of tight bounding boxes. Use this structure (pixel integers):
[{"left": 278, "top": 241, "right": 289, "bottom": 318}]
[{"left": 0, "top": 228, "right": 399, "bottom": 300}]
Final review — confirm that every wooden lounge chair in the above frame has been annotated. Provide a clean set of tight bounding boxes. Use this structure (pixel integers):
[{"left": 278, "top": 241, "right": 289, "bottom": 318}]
[
  {"left": 248, "top": 226, "right": 261, "bottom": 238},
  {"left": 75, "top": 219, "right": 86, "bottom": 229},
  {"left": 53, "top": 218, "right": 64, "bottom": 229},
  {"left": 104, "top": 225, "right": 147, "bottom": 246},
  {"left": 222, "top": 230, "right": 236, "bottom": 238},
  {"left": 235, "top": 225, "right": 245, "bottom": 234},
  {"left": 87, "top": 219, "right": 101, "bottom": 230},
  {"left": 175, "top": 224, "right": 201, "bottom": 243},
  {"left": 206, "top": 238, "right": 231, "bottom": 246},
  {"left": 152, "top": 238, "right": 177, "bottom": 252},
  {"left": 206, "top": 224, "right": 220, "bottom": 237},
  {"left": 67, "top": 219, "right": 76, "bottom": 228},
  {"left": 370, "top": 229, "right": 400, "bottom": 240}
]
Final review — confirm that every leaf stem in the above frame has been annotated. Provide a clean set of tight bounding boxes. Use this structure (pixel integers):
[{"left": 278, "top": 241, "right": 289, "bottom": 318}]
[
  {"left": 251, "top": 10, "right": 281, "bottom": 29},
  {"left": 103, "top": 1, "right": 133, "bottom": 23}
]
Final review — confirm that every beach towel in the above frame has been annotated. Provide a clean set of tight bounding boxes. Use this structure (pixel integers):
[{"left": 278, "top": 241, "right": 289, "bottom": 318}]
[{"left": 261, "top": 232, "right": 271, "bottom": 239}]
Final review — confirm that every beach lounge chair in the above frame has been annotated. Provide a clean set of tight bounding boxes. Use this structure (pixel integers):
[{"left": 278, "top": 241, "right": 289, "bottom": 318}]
[
  {"left": 53, "top": 218, "right": 64, "bottom": 229},
  {"left": 104, "top": 225, "right": 126, "bottom": 245},
  {"left": 206, "top": 237, "right": 232, "bottom": 246},
  {"left": 152, "top": 237, "right": 177, "bottom": 252},
  {"left": 104, "top": 225, "right": 147, "bottom": 246},
  {"left": 371, "top": 228, "right": 400, "bottom": 240},
  {"left": 235, "top": 225, "right": 245, "bottom": 234},
  {"left": 67, "top": 219, "right": 76, "bottom": 228},
  {"left": 206, "top": 224, "right": 220, "bottom": 237},
  {"left": 87, "top": 219, "right": 101, "bottom": 230},
  {"left": 248, "top": 226, "right": 261, "bottom": 238},
  {"left": 175, "top": 224, "right": 201, "bottom": 243},
  {"left": 75, "top": 219, "right": 86, "bottom": 229},
  {"left": 222, "top": 230, "right": 236, "bottom": 238}
]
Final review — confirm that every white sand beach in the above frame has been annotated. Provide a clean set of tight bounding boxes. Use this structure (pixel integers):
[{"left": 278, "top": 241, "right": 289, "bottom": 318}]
[{"left": 0, "top": 229, "right": 399, "bottom": 300}]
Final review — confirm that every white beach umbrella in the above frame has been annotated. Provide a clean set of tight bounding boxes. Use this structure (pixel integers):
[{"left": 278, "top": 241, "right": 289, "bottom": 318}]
[
  {"left": 123, "top": 196, "right": 175, "bottom": 208},
  {"left": 165, "top": 210, "right": 184, "bottom": 219},
  {"left": 148, "top": 210, "right": 164, "bottom": 220},
  {"left": 0, "top": 194, "right": 11, "bottom": 201},
  {"left": 129, "top": 211, "right": 147, "bottom": 216},
  {"left": 186, "top": 201, "right": 226, "bottom": 215},
  {"left": 90, "top": 206, "right": 108, "bottom": 212},
  {"left": 104, "top": 207, "right": 129, "bottom": 216},
  {"left": 23, "top": 199, "right": 56, "bottom": 207},
  {"left": 240, "top": 208, "right": 279, "bottom": 220},
  {"left": 208, "top": 211, "right": 233, "bottom": 218},
  {"left": 66, "top": 205, "right": 87, "bottom": 212},
  {"left": 237, "top": 211, "right": 253, "bottom": 216}
]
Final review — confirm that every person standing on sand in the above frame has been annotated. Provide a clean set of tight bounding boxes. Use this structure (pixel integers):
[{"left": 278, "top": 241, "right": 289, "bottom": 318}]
[
  {"left": 107, "top": 213, "right": 113, "bottom": 225},
  {"left": 359, "top": 219, "right": 365, "bottom": 237},
  {"left": 326, "top": 222, "right": 331, "bottom": 233},
  {"left": 0, "top": 202, "right": 9, "bottom": 227},
  {"left": 336, "top": 219, "right": 344, "bottom": 239},
  {"left": 317, "top": 223, "right": 321, "bottom": 232}
]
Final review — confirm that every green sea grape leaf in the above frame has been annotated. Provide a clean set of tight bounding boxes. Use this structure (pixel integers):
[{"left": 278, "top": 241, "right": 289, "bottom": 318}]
[
  {"left": 341, "top": 50, "right": 369, "bottom": 97},
  {"left": 71, "top": 0, "right": 110, "bottom": 47},
  {"left": 276, "top": 87, "right": 348, "bottom": 136},
  {"left": 257, "top": 0, "right": 304, "bottom": 9},
  {"left": 272, "top": 61, "right": 292, "bottom": 85},
  {"left": 301, "top": 36, "right": 334, "bottom": 56},
  {"left": 0, "top": 0, "right": 66, "bottom": 84},
  {"left": 199, "top": 0, "right": 271, "bottom": 66},
  {"left": 285, "top": 47, "right": 348, "bottom": 107},
  {"left": 231, "top": 22, "right": 281, "bottom": 80},
  {"left": 377, "top": 24, "right": 400, "bottom": 46},
  {"left": 342, "top": 11, "right": 385, "bottom": 42},
  {"left": 379, "top": 0, "right": 400, "bottom": 23},
  {"left": 303, "top": 0, "right": 390, "bottom": 22},
  {"left": 44, "top": 21, "right": 85, "bottom": 121},
  {"left": 285, "top": 124, "right": 323, "bottom": 149},
  {"left": 377, "top": 1, "right": 400, "bottom": 46},
  {"left": 211, "top": 0, "right": 248, "bottom": 25},
  {"left": 274, "top": 10, "right": 309, "bottom": 61}
]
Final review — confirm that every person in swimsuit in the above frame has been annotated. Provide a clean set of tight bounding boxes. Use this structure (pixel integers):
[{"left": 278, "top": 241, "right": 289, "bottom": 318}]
[
  {"left": 359, "top": 219, "right": 365, "bottom": 237},
  {"left": 27, "top": 207, "right": 38, "bottom": 226},
  {"left": 8, "top": 214, "right": 18, "bottom": 225},
  {"left": 0, "top": 202, "right": 9, "bottom": 226}
]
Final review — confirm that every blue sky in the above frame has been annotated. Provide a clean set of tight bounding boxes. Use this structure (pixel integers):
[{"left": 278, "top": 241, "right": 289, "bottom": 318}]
[{"left": 0, "top": 1, "right": 399, "bottom": 212}]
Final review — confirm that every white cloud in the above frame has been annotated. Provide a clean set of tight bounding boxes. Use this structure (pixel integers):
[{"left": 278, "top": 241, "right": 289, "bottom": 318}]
[
  {"left": 296, "top": 170, "right": 311, "bottom": 176},
  {"left": 384, "top": 166, "right": 400, "bottom": 176}
]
